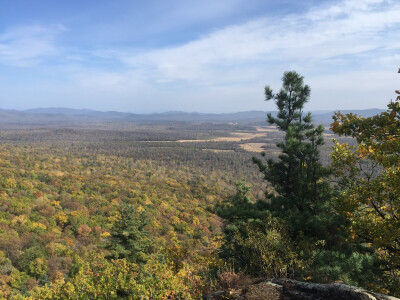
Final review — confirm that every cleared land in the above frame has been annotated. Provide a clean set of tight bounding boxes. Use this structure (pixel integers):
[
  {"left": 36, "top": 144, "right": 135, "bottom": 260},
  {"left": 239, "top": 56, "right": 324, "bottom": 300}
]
[{"left": 176, "top": 132, "right": 267, "bottom": 143}]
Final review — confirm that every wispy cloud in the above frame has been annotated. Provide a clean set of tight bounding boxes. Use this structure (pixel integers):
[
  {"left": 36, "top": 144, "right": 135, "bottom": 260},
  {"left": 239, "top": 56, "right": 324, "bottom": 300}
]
[
  {"left": 109, "top": 0, "right": 399, "bottom": 86},
  {"left": 0, "top": 24, "right": 65, "bottom": 67}
]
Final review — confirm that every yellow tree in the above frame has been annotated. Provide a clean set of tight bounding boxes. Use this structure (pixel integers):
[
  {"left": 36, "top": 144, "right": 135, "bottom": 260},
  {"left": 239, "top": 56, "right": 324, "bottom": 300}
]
[{"left": 331, "top": 68, "right": 400, "bottom": 292}]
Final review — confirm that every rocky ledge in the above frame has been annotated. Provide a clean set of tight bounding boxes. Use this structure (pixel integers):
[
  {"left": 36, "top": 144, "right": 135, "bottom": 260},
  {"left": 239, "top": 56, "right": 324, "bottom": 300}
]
[{"left": 204, "top": 279, "right": 399, "bottom": 300}]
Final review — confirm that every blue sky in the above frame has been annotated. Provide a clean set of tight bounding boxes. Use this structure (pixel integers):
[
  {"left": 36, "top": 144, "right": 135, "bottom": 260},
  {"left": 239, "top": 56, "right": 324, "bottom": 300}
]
[{"left": 0, "top": 0, "right": 399, "bottom": 113}]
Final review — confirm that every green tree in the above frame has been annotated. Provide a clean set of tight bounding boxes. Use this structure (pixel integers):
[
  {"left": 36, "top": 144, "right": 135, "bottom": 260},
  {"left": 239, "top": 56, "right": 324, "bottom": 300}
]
[
  {"left": 217, "top": 181, "right": 300, "bottom": 277},
  {"left": 330, "top": 68, "right": 400, "bottom": 294},
  {"left": 217, "top": 72, "right": 350, "bottom": 281},
  {"left": 106, "top": 203, "right": 151, "bottom": 264},
  {"left": 218, "top": 71, "right": 376, "bottom": 286},
  {"left": 253, "top": 71, "right": 336, "bottom": 246}
]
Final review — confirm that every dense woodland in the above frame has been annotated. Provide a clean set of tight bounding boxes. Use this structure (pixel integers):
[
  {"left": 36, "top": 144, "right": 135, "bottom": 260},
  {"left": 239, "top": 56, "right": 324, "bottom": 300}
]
[
  {"left": 0, "top": 70, "right": 399, "bottom": 299},
  {"left": 0, "top": 123, "right": 265, "bottom": 298}
]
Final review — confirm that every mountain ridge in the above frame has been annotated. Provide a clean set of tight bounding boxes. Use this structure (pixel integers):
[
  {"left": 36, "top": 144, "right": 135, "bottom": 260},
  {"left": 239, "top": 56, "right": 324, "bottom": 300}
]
[{"left": 0, "top": 107, "right": 386, "bottom": 126}]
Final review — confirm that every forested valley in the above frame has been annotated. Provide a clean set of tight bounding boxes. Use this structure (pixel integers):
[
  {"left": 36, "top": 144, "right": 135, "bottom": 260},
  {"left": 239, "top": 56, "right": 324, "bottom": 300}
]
[{"left": 0, "top": 71, "right": 399, "bottom": 299}]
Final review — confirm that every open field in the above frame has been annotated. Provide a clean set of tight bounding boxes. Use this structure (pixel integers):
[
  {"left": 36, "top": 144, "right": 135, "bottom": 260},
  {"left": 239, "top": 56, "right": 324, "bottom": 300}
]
[
  {"left": 240, "top": 143, "right": 268, "bottom": 153},
  {"left": 177, "top": 132, "right": 268, "bottom": 143}
]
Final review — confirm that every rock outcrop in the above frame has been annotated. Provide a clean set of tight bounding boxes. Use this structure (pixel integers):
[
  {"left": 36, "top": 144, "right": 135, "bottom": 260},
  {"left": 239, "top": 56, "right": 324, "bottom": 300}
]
[{"left": 204, "top": 279, "right": 399, "bottom": 300}]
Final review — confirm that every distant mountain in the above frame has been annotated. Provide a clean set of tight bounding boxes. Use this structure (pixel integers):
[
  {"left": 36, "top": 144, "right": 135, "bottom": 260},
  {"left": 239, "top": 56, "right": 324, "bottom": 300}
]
[
  {"left": 313, "top": 108, "right": 385, "bottom": 126},
  {"left": 127, "top": 110, "right": 272, "bottom": 122},
  {"left": 25, "top": 107, "right": 135, "bottom": 118},
  {"left": 0, "top": 107, "right": 386, "bottom": 126},
  {"left": 26, "top": 107, "right": 96, "bottom": 115},
  {"left": 0, "top": 108, "right": 273, "bottom": 125}
]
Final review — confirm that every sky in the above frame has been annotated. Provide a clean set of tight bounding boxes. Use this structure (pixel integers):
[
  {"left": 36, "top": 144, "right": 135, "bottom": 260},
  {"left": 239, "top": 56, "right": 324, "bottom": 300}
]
[{"left": 0, "top": 0, "right": 399, "bottom": 113}]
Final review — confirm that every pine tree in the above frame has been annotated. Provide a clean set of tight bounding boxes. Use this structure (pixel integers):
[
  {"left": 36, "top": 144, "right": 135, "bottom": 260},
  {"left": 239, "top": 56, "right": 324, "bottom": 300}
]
[
  {"left": 252, "top": 71, "right": 333, "bottom": 244},
  {"left": 106, "top": 203, "right": 151, "bottom": 264},
  {"left": 218, "top": 71, "right": 379, "bottom": 286},
  {"left": 251, "top": 71, "right": 376, "bottom": 286}
]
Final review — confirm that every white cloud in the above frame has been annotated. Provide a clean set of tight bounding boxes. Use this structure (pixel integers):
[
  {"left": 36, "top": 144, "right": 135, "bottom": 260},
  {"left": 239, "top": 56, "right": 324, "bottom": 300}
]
[
  {"left": 306, "top": 0, "right": 388, "bottom": 21},
  {"left": 101, "top": 0, "right": 400, "bottom": 90},
  {"left": 0, "top": 24, "right": 65, "bottom": 67}
]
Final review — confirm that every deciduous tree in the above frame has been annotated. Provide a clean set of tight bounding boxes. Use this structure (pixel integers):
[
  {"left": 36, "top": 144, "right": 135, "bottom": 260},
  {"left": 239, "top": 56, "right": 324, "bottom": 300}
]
[{"left": 331, "top": 68, "right": 400, "bottom": 294}]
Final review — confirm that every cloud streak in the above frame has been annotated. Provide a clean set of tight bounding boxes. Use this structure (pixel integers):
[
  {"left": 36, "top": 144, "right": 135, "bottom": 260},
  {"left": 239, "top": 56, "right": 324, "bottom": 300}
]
[{"left": 0, "top": 24, "right": 65, "bottom": 67}]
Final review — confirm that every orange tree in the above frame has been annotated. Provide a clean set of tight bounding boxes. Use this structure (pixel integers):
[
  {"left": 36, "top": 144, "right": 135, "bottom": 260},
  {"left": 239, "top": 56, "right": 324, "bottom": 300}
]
[{"left": 331, "top": 68, "right": 400, "bottom": 294}]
